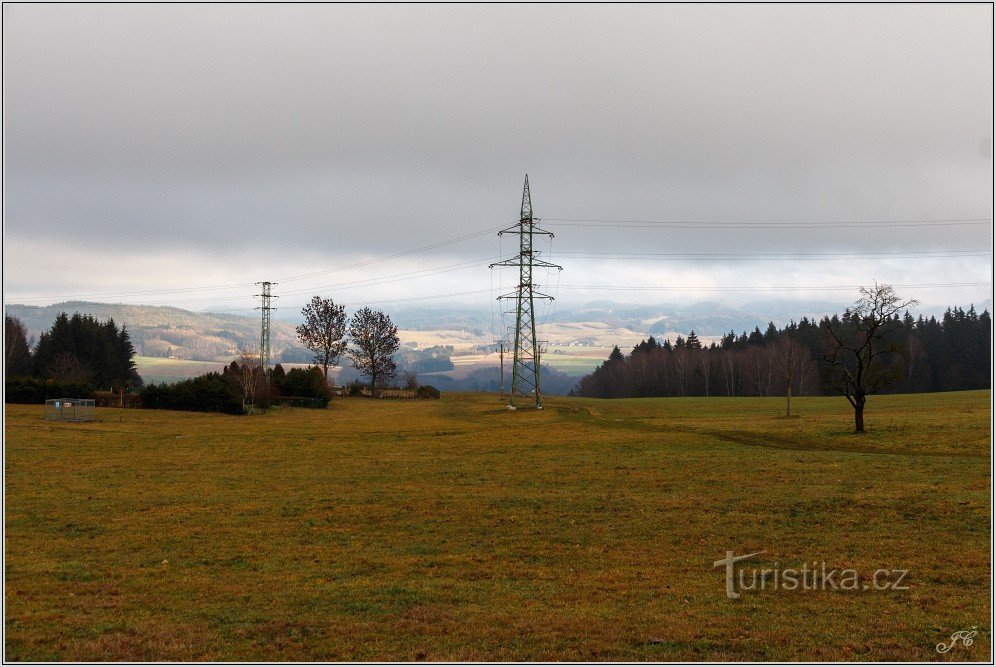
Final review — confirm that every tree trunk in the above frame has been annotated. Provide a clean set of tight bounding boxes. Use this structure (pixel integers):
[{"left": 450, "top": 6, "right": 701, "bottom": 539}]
[
  {"left": 370, "top": 353, "right": 377, "bottom": 395},
  {"left": 786, "top": 385, "right": 792, "bottom": 418},
  {"left": 854, "top": 399, "right": 865, "bottom": 432}
]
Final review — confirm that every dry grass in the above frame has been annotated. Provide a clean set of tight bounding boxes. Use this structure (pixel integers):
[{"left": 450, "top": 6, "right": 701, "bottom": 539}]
[{"left": 4, "top": 390, "right": 990, "bottom": 661}]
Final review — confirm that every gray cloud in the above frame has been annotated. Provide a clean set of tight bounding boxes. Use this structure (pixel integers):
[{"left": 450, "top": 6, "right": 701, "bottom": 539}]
[{"left": 3, "top": 4, "right": 992, "bottom": 309}]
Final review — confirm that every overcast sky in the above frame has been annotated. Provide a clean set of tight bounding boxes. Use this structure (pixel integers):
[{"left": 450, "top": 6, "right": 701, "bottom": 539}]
[{"left": 4, "top": 3, "right": 992, "bottom": 318}]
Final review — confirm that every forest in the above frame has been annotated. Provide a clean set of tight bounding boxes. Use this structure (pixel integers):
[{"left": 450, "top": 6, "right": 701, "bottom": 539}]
[{"left": 577, "top": 305, "right": 991, "bottom": 399}]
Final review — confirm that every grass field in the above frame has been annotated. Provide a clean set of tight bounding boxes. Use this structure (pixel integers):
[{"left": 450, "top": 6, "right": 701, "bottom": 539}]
[
  {"left": 133, "top": 357, "right": 321, "bottom": 385},
  {"left": 132, "top": 356, "right": 230, "bottom": 385},
  {"left": 4, "top": 390, "right": 991, "bottom": 661}
]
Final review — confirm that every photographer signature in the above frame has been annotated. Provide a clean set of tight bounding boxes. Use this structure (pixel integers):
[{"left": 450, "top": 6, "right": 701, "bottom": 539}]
[{"left": 936, "top": 627, "right": 978, "bottom": 654}]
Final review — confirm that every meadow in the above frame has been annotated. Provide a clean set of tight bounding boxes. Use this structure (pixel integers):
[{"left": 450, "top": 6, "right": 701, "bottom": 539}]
[{"left": 4, "top": 390, "right": 991, "bottom": 661}]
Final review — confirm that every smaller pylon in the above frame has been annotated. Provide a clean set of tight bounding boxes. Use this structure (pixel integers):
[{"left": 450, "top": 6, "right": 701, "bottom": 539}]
[
  {"left": 254, "top": 282, "right": 278, "bottom": 373},
  {"left": 497, "top": 340, "right": 508, "bottom": 402}
]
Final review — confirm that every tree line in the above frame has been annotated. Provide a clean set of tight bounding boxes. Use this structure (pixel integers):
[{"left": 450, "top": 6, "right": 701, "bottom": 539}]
[
  {"left": 578, "top": 285, "right": 990, "bottom": 429},
  {"left": 5, "top": 312, "right": 141, "bottom": 391}
]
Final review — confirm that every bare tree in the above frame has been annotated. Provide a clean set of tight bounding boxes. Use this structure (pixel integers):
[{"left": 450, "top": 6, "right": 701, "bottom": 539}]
[
  {"left": 771, "top": 335, "right": 807, "bottom": 417},
  {"left": 741, "top": 347, "right": 774, "bottom": 396},
  {"left": 48, "top": 352, "right": 90, "bottom": 384},
  {"left": 696, "top": 347, "right": 713, "bottom": 397},
  {"left": 296, "top": 297, "right": 348, "bottom": 384},
  {"left": 348, "top": 308, "right": 400, "bottom": 394},
  {"left": 232, "top": 349, "right": 264, "bottom": 405},
  {"left": 720, "top": 348, "right": 737, "bottom": 396},
  {"left": 402, "top": 370, "right": 419, "bottom": 391},
  {"left": 905, "top": 332, "right": 926, "bottom": 391},
  {"left": 672, "top": 346, "right": 690, "bottom": 396},
  {"left": 821, "top": 283, "right": 917, "bottom": 432}
]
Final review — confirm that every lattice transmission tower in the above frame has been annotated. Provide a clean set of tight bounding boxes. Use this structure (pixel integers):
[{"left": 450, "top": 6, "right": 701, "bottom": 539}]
[
  {"left": 254, "top": 281, "right": 278, "bottom": 373},
  {"left": 490, "top": 175, "right": 561, "bottom": 410}
]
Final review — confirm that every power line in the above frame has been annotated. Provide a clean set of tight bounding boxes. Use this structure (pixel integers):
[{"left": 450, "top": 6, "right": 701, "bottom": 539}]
[
  {"left": 6, "top": 226, "right": 501, "bottom": 304},
  {"left": 7, "top": 215, "right": 990, "bottom": 305},
  {"left": 557, "top": 281, "right": 991, "bottom": 292},
  {"left": 274, "top": 226, "right": 500, "bottom": 283},
  {"left": 548, "top": 250, "right": 991, "bottom": 262},
  {"left": 362, "top": 288, "right": 494, "bottom": 305},
  {"left": 8, "top": 281, "right": 256, "bottom": 302},
  {"left": 126, "top": 279, "right": 990, "bottom": 316},
  {"left": 10, "top": 215, "right": 988, "bottom": 304},
  {"left": 277, "top": 257, "right": 495, "bottom": 297},
  {"left": 543, "top": 217, "right": 992, "bottom": 229}
]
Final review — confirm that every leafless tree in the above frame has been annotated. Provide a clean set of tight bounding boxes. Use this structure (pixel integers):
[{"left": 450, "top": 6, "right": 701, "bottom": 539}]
[
  {"left": 821, "top": 283, "right": 917, "bottom": 432},
  {"left": 720, "top": 348, "right": 737, "bottom": 396},
  {"left": 771, "top": 336, "right": 807, "bottom": 417},
  {"left": 741, "top": 347, "right": 774, "bottom": 397},
  {"left": 905, "top": 332, "right": 926, "bottom": 391},
  {"left": 696, "top": 347, "right": 713, "bottom": 397},
  {"left": 48, "top": 352, "right": 91, "bottom": 384},
  {"left": 672, "top": 346, "right": 690, "bottom": 396},
  {"left": 402, "top": 370, "right": 419, "bottom": 391},
  {"left": 232, "top": 349, "right": 264, "bottom": 405}
]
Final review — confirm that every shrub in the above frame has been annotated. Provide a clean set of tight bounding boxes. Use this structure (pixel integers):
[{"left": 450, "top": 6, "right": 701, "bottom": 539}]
[
  {"left": 4, "top": 376, "right": 94, "bottom": 404},
  {"left": 138, "top": 373, "right": 243, "bottom": 414},
  {"left": 416, "top": 385, "right": 441, "bottom": 400},
  {"left": 347, "top": 381, "right": 364, "bottom": 397},
  {"left": 272, "top": 366, "right": 331, "bottom": 407}
]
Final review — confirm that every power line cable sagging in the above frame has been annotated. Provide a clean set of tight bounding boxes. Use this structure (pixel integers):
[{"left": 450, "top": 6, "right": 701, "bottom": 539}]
[
  {"left": 8, "top": 214, "right": 989, "bottom": 306},
  {"left": 543, "top": 217, "right": 993, "bottom": 229}
]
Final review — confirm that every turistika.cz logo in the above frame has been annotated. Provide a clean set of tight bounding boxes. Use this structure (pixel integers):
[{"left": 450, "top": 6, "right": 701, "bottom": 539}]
[{"left": 713, "top": 550, "right": 910, "bottom": 599}]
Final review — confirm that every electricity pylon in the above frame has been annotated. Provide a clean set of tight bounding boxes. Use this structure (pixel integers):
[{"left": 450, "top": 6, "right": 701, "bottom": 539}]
[
  {"left": 490, "top": 175, "right": 561, "bottom": 410},
  {"left": 254, "top": 281, "right": 277, "bottom": 373},
  {"left": 497, "top": 339, "right": 507, "bottom": 402}
]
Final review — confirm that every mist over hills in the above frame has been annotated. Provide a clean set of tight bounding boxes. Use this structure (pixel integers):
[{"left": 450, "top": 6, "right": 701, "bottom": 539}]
[{"left": 278, "top": 300, "right": 855, "bottom": 337}]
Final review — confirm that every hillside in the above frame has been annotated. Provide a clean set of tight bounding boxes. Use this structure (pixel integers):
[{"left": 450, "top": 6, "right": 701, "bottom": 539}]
[
  {"left": 5, "top": 302, "right": 306, "bottom": 362},
  {"left": 8, "top": 299, "right": 987, "bottom": 384},
  {"left": 7, "top": 299, "right": 818, "bottom": 366}
]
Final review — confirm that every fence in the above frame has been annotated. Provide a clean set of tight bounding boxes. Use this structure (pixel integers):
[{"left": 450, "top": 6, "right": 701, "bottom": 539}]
[
  {"left": 93, "top": 391, "right": 142, "bottom": 408},
  {"left": 44, "top": 398, "right": 96, "bottom": 422},
  {"left": 271, "top": 396, "right": 328, "bottom": 409}
]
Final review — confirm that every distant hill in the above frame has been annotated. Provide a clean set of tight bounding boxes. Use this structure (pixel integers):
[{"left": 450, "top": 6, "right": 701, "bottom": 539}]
[
  {"left": 278, "top": 301, "right": 851, "bottom": 338},
  {"left": 9, "top": 297, "right": 986, "bottom": 366},
  {"left": 5, "top": 302, "right": 307, "bottom": 362}
]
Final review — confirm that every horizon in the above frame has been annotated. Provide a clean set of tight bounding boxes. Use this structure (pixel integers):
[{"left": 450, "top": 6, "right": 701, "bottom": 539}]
[{"left": 3, "top": 4, "right": 992, "bottom": 317}]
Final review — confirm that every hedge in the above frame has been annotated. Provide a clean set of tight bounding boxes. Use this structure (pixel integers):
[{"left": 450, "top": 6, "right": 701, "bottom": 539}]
[
  {"left": 5, "top": 376, "right": 94, "bottom": 404},
  {"left": 138, "top": 373, "right": 243, "bottom": 414}
]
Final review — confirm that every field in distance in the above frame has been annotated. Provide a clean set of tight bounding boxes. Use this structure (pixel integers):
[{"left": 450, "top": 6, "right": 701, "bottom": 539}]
[
  {"left": 4, "top": 391, "right": 990, "bottom": 661},
  {"left": 132, "top": 356, "right": 319, "bottom": 385},
  {"left": 132, "top": 321, "right": 640, "bottom": 384}
]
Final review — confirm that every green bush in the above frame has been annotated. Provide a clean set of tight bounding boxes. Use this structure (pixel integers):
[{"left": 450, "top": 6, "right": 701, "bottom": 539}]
[
  {"left": 416, "top": 385, "right": 441, "bottom": 400},
  {"left": 4, "top": 376, "right": 94, "bottom": 404},
  {"left": 272, "top": 366, "right": 331, "bottom": 407},
  {"left": 139, "top": 373, "right": 243, "bottom": 414}
]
